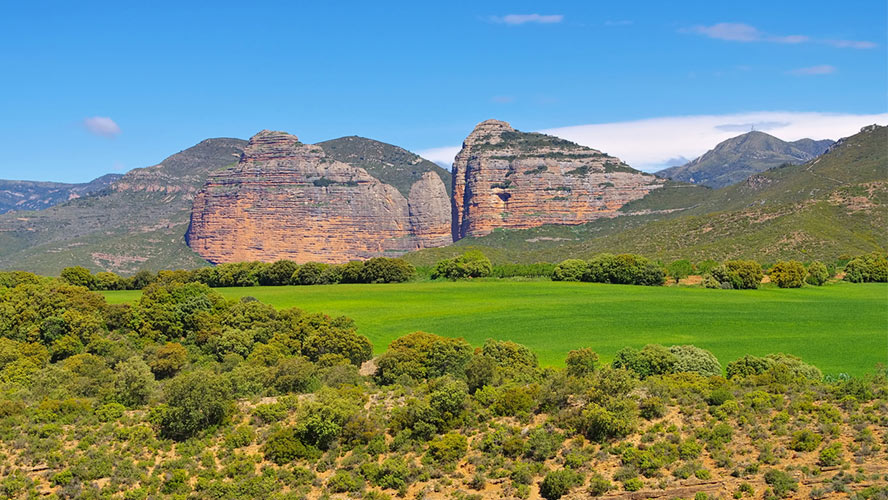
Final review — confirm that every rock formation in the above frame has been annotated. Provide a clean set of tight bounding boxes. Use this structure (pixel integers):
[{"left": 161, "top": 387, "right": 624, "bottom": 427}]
[
  {"left": 451, "top": 119, "right": 665, "bottom": 240},
  {"left": 186, "top": 130, "right": 451, "bottom": 264}
]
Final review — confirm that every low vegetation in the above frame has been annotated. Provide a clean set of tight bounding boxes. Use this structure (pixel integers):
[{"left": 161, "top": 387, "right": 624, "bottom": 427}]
[{"left": 0, "top": 275, "right": 885, "bottom": 499}]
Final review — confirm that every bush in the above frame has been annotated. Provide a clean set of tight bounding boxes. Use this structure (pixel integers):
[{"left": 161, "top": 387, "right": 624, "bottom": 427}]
[
  {"left": 565, "top": 348, "right": 599, "bottom": 377},
  {"left": 707, "top": 260, "right": 763, "bottom": 289},
  {"left": 431, "top": 250, "right": 493, "bottom": 279},
  {"left": 539, "top": 469, "right": 584, "bottom": 500},
  {"left": 789, "top": 429, "right": 822, "bottom": 452},
  {"left": 584, "top": 254, "right": 665, "bottom": 286},
  {"left": 668, "top": 345, "right": 722, "bottom": 376},
  {"left": 157, "top": 371, "right": 233, "bottom": 440},
  {"left": 587, "top": 473, "right": 611, "bottom": 496},
  {"left": 360, "top": 257, "right": 415, "bottom": 283},
  {"left": 806, "top": 261, "right": 830, "bottom": 286},
  {"left": 60, "top": 266, "right": 96, "bottom": 289},
  {"left": 763, "top": 469, "right": 797, "bottom": 497},
  {"left": 263, "top": 427, "right": 321, "bottom": 464},
  {"left": 149, "top": 342, "right": 188, "bottom": 378},
  {"left": 770, "top": 261, "right": 807, "bottom": 288},
  {"left": 327, "top": 470, "right": 363, "bottom": 493},
  {"left": 818, "top": 442, "right": 843, "bottom": 466},
  {"left": 112, "top": 356, "right": 156, "bottom": 407},
  {"left": 553, "top": 259, "right": 588, "bottom": 282},
  {"left": 843, "top": 253, "right": 888, "bottom": 283},
  {"left": 612, "top": 345, "right": 676, "bottom": 379},
  {"left": 375, "top": 331, "right": 473, "bottom": 384},
  {"left": 426, "top": 432, "right": 467, "bottom": 464}
]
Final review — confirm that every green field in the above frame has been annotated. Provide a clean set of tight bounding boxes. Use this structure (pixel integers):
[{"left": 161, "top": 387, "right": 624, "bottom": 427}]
[{"left": 103, "top": 281, "right": 888, "bottom": 376}]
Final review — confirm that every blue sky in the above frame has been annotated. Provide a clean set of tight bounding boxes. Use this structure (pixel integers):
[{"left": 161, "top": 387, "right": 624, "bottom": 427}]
[{"left": 1, "top": 1, "right": 885, "bottom": 182}]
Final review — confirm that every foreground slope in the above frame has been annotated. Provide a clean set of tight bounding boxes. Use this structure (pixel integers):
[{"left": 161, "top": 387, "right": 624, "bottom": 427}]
[
  {"left": 0, "top": 138, "right": 246, "bottom": 275},
  {"left": 407, "top": 125, "right": 886, "bottom": 264},
  {"left": 186, "top": 131, "right": 452, "bottom": 264},
  {"left": 656, "top": 131, "right": 833, "bottom": 188},
  {"left": 0, "top": 174, "right": 123, "bottom": 214}
]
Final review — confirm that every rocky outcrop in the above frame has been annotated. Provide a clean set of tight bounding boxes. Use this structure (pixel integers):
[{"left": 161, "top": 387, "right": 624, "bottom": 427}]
[
  {"left": 185, "top": 131, "right": 451, "bottom": 264},
  {"left": 452, "top": 119, "right": 664, "bottom": 240}
]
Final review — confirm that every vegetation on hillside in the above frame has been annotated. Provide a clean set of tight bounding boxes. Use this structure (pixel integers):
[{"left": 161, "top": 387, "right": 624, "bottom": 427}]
[{"left": 0, "top": 276, "right": 885, "bottom": 499}]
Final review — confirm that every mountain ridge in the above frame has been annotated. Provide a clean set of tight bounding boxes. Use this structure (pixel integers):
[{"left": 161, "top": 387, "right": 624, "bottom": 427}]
[{"left": 656, "top": 130, "right": 833, "bottom": 188}]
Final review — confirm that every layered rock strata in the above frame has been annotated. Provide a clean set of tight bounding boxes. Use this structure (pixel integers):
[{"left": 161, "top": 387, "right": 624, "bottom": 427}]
[
  {"left": 452, "top": 120, "right": 664, "bottom": 240},
  {"left": 186, "top": 131, "right": 451, "bottom": 263}
]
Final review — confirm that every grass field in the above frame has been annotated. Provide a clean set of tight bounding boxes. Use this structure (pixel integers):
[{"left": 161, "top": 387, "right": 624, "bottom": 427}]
[{"left": 103, "top": 281, "right": 888, "bottom": 376}]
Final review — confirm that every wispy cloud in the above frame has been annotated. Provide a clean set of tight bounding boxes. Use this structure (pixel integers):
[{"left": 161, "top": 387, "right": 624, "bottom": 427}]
[
  {"left": 418, "top": 112, "right": 888, "bottom": 171},
  {"left": 684, "top": 22, "right": 875, "bottom": 49},
  {"left": 604, "top": 20, "right": 633, "bottom": 27},
  {"left": 789, "top": 65, "right": 837, "bottom": 76},
  {"left": 491, "top": 14, "right": 563, "bottom": 25},
  {"left": 82, "top": 116, "right": 121, "bottom": 138}
]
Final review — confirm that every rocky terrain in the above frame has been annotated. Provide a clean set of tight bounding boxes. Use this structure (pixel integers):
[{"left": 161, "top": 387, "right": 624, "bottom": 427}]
[
  {"left": 452, "top": 120, "right": 666, "bottom": 240},
  {"left": 186, "top": 130, "right": 451, "bottom": 264},
  {"left": 0, "top": 174, "right": 122, "bottom": 214},
  {"left": 0, "top": 138, "right": 246, "bottom": 275},
  {"left": 656, "top": 131, "right": 833, "bottom": 188},
  {"left": 407, "top": 125, "right": 887, "bottom": 266}
]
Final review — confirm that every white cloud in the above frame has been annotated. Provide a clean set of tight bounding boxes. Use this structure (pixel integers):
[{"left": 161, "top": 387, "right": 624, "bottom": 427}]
[
  {"left": 83, "top": 116, "right": 121, "bottom": 138},
  {"left": 491, "top": 14, "right": 563, "bottom": 25},
  {"left": 418, "top": 146, "right": 462, "bottom": 168},
  {"left": 419, "top": 111, "right": 888, "bottom": 171},
  {"left": 684, "top": 22, "right": 874, "bottom": 49},
  {"left": 789, "top": 65, "right": 837, "bottom": 75}
]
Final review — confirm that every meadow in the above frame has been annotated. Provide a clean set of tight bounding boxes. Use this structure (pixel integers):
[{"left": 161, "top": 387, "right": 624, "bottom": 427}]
[{"left": 103, "top": 280, "right": 887, "bottom": 376}]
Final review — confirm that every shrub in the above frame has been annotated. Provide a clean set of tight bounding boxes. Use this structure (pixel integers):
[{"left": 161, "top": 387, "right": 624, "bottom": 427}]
[
  {"left": 612, "top": 345, "right": 676, "bottom": 379},
  {"left": 763, "top": 469, "right": 797, "bottom": 497},
  {"left": 360, "top": 257, "right": 415, "bottom": 283},
  {"left": 263, "top": 427, "right": 321, "bottom": 464},
  {"left": 770, "top": 261, "right": 807, "bottom": 288},
  {"left": 623, "top": 477, "right": 643, "bottom": 491},
  {"left": 565, "top": 348, "right": 599, "bottom": 377},
  {"left": 668, "top": 345, "right": 722, "bottom": 376},
  {"left": 426, "top": 432, "right": 467, "bottom": 464},
  {"left": 271, "top": 356, "right": 318, "bottom": 393},
  {"left": 327, "top": 470, "right": 363, "bottom": 493},
  {"left": 95, "top": 402, "right": 125, "bottom": 422},
  {"left": 806, "top": 261, "right": 830, "bottom": 286},
  {"left": 112, "top": 356, "right": 156, "bottom": 407},
  {"left": 259, "top": 260, "right": 300, "bottom": 286},
  {"left": 294, "top": 262, "right": 328, "bottom": 285},
  {"left": 157, "top": 371, "right": 233, "bottom": 440},
  {"left": 789, "top": 429, "right": 822, "bottom": 452},
  {"left": 375, "top": 331, "right": 473, "bottom": 384},
  {"left": 149, "top": 342, "right": 188, "bottom": 378},
  {"left": 585, "top": 253, "right": 665, "bottom": 286},
  {"left": 818, "top": 442, "right": 843, "bottom": 466},
  {"left": 539, "top": 469, "right": 584, "bottom": 500},
  {"left": 707, "top": 260, "right": 763, "bottom": 289},
  {"left": 843, "top": 253, "right": 888, "bottom": 283},
  {"left": 587, "top": 473, "right": 611, "bottom": 496},
  {"left": 431, "top": 250, "right": 493, "bottom": 279},
  {"left": 60, "top": 266, "right": 96, "bottom": 289},
  {"left": 553, "top": 259, "right": 588, "bottom": 282}
]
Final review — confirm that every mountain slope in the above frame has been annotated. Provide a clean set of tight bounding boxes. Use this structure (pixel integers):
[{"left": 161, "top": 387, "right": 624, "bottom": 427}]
[
  {"left": 656, "top": 131, "right": 833, "bottom": 188},
  {"left": 317, "top": 136, "right": 452, "bottom": 197},
  {"left": 405, "top": 125, "right": 886, "bottom": 265},
  {"left": 0, "top": 174, "right": 122, "bottom": 214},
  {"left": 0, "top": 138, "right": 246, "bottom": 275}
]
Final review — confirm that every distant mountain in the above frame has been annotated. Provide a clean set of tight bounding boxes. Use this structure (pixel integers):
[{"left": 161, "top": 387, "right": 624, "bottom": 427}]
[
  {"left": 0, "top": 173, "right": 122, "bottom": 214},
  {"left": 405, "top": 125, "right": 886, "bottom": 265},
  {"left": 0, "top": 138, "right": 246, "bottom": 275},
  {"left": 656, "top": 131, "right": 833, "bottom": 188}
]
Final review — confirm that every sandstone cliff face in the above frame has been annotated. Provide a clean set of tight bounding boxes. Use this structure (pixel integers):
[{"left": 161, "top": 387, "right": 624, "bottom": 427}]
[
  {"left": 452, "top": 120, "right": 665, "bottom": 240},
  {"left": 186, "top": 131, "right": 451, "bottom": 264}
]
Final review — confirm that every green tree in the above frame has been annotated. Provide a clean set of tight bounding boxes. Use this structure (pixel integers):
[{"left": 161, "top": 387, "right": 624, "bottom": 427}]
[
  {"left": 666, "top": 259, "right": 694, "bottom": 283},
  {"left": 431, "top": 250, "right": 493, "bottom": 279},
  {"left": 805, "top": 261, "right": 830, "bottom": 286},
  {"left": 60, "top": 266, "right": 96, "bottom": 289},
  {"left": 149, "top": 342, "right": 188, "bottom": 378},
  {"left": 540, "top": 469, "right": 584, "bottom": 500},
  {"left": 157, "top": 371, "right": 233, "bottom": 440},
  {"left": 707, "top": 260, "right": 763, "bottom": 289},
  {"left": 112, "top": 356, "right": 156, "bottom": 407},
  {"left": 770, "top": 260, "right": 807, "bottom": 288},
  {"left": 565, "top": 348, "right": 599, "bottom": 377},
  {"left": 553, "top": 259, "right": 588, "bottom": 281},
  {"left": 668, "top": 345, "right": 722, "bottom": 376},
  {"left": 843, "top": 253, "right": 888, "bottom": 283}
]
